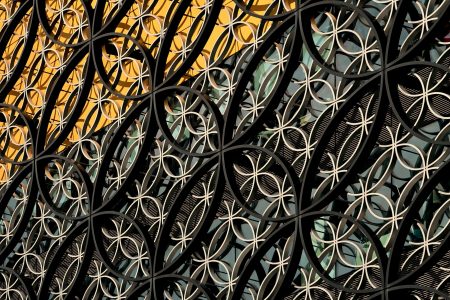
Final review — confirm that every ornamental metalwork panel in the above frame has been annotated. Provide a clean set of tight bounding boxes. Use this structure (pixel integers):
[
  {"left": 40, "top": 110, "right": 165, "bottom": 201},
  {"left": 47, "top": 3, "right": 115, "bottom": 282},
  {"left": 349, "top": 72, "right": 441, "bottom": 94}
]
[{"left": 0, "top": 0, "right": 449, "bottom": 299}]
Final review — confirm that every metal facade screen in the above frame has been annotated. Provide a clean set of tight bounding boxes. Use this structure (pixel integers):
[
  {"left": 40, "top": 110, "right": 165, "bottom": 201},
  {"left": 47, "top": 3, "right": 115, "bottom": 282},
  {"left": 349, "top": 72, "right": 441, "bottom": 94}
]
[{"left": 0, "top": 0, "right": 449, "bottom": 299}]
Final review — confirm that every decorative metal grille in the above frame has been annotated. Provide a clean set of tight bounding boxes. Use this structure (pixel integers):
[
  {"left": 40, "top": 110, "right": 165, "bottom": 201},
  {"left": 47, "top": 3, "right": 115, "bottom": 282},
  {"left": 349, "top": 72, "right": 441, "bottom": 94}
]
[{"left": 0, "top": 0, "right": 449, "bottom": 299}]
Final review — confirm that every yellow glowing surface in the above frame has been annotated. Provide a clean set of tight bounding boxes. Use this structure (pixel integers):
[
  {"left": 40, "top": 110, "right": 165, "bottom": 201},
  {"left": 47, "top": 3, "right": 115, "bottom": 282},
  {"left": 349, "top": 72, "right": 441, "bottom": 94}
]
[{"left": 0, "top": 0, "right": 295, "bottom": 185}]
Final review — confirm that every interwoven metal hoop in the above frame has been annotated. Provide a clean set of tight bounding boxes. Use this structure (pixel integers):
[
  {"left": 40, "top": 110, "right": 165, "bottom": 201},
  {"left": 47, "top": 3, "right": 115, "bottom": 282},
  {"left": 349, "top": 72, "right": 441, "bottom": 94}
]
[{"left": 0, "top": 0, "right": 450, "bottom": 299}]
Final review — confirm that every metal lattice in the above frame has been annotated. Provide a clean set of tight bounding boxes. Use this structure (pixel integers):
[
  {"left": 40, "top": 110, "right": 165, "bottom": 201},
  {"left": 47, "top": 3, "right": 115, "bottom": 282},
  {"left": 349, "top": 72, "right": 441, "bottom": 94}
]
[{"left": 0, "top": 0, "right": 450, "bottom": 299}]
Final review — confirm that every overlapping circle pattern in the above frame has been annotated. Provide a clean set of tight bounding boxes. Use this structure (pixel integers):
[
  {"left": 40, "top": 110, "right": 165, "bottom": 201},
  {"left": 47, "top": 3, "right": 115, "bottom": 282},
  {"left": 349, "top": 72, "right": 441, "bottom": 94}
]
[{"left": 0, "top": 0, "right": 449, "bottom": 299}]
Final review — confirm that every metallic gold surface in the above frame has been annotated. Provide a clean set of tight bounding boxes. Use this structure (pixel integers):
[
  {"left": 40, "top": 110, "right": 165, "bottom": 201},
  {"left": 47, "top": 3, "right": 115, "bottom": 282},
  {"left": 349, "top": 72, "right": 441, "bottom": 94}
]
[{"left": 0, "top": 0, "right": 294, "bottom": 184}]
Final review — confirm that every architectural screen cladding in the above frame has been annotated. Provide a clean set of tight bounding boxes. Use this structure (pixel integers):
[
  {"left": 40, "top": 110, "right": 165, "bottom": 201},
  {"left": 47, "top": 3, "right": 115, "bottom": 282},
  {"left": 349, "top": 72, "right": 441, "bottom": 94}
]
[{"left": 0, "top": 0, "right": 449, "bottom": 299}]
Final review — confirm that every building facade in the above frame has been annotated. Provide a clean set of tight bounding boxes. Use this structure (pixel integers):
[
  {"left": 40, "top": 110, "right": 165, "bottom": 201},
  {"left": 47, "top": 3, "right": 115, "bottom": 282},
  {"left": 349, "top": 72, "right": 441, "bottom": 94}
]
[{"left": 0, "top": 0, "right": 450, "bottom": 299}]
